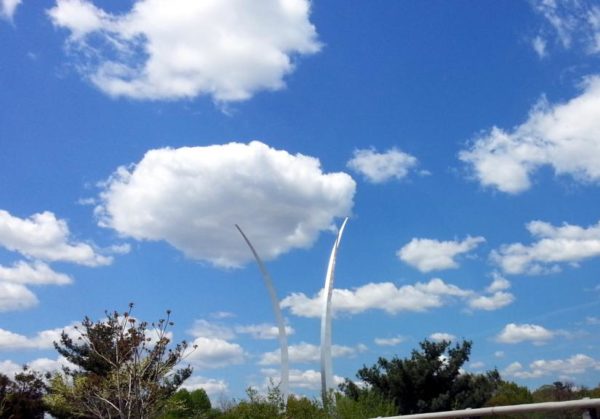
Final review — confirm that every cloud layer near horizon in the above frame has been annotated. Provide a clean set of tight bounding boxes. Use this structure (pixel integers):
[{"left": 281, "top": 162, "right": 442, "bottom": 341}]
[{"left": 97, "top": 141, "right": 355, "bottom": 268}]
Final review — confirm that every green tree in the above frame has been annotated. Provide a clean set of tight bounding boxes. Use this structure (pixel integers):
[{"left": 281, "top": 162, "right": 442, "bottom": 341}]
[
  {"left": 0, "top": 368, "right": 47, "bottom": 419},
  {"left": 162, "top": 388, "right": 216, "bottom": 418},
  {"left": 341, "top": 339, "right": 501, "bottom": 415},
  {"left": 45, "top": 304, "right": 193, "bottom": 419}
]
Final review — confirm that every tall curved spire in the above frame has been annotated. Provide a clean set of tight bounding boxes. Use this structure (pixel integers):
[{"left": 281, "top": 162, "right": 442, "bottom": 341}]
[
  {"left": 235, "top": 225, "right": 289, "bottom": 405},
  {"left": 320, "top": 217, "right": 349, "bottom": 404}
]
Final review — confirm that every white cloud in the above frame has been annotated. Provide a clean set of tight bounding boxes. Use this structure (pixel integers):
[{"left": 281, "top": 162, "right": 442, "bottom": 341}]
[
  {"left": 532, "top": 35, "right": 548, "bottom": 58},
  {"left": 429, "top": 332, "right": 456, "bottom": 342},
  {"left": 469, "top": 361, "right": 485, "bottom": 370},
  {"left": 258, "top": 342, "right": 366, "bottom": 365},
  {"left": 0, "top": 261, "right": 72, "bottom": 285},
  {"left": 261, "top": 368, "right": 344, "bottom": 391},
  {"left": 187, "top": 337, "right": 245, "bottom": 369},
  {"left": 494, "top": 351, "right": 505, "bottom": 358},
  {"left": 0, "top": 282, "right": 38, "bottom": 312},
  {"left": 492, "top": 220, "right": 600, "bottom": 274},
  {"left": 0, "top": 0, "right": 20, "bottom": 20},
  {"left": 181, "top": 375, "right": 229, "bottom": 398},
  {"left": 496, "top": 323, "right": 555, "bottom": 344},
  {"left": 0, "top": 209, "right": 111, "bottom": 266},
  {"left": 397, "top": 236, "right": 485, "bottom": 272},
  {"left": 0, "top": 356, "right": 76, "bottom": 378},
  {"left": 97, "top": 141, "right": 355, "bottom": 268},
  {"left": 586, "top": 316, "right": 600, "bottom": 325},
  {"left": 468, "top": 291, "right": 514, "bottom": 311},
  {"left": 486, "top": 273, "right": 511, "bottom": 292},
  {"left": 0, "top": 323, "right": 80, "bottom": 350},
  {"left": 374, "top": 336, "right": 405, "bottom": 346},
  {"left": 188, "top": 319, "right": 236, "bottom": 341},
  {"left": 346, "top": 148, "right": 418, "bottom": 183},
  {"left": 504, "top": 354, "right": 600, "bottom": 379},
  {"left": 189, "top": 319, "right": 294, "bottom": 341},
  {"left": 235, "top": 323, "right": 294, "bottom": 340},
  {"left": 282, "top": 278, "right": 473, "bottom": 318},
  {"left": 48, "top": 0, "right": 321, "bottom": 102},
  {"left": 532, "top": 0, "right": 600, "bottom": 54},
  {"left": 460, "top": 76, "right": 600, "bottom": 193}
]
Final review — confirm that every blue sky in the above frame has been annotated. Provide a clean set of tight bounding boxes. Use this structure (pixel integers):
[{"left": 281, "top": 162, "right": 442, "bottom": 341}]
[{"left": 1, "top": 0, "right": 600, "bottom": 400}]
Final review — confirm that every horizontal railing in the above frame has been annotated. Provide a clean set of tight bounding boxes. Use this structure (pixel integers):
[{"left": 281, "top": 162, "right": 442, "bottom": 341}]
[{"left": 372, "top": 397, "right": 600, "bottom": 418}]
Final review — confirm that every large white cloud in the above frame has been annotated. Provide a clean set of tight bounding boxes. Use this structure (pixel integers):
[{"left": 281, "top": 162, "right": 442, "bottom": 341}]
[
  {"left": 492, "top": 220, "right": 600, "bottom": 274},
  {"left": 459, "top": 76, "right": 600, "bottom": 193},
  {"left": 0, "top": 0, "right": 20, "bottom": 19},
  {"left": 48, "top": 0, "right": 321, "bottom": 102},
  {"left": 397, "top": 236, "right": 485, "bottom": 272},
  {"left": 188, "top": 319, "right": 294, "bottom": 341},
  {"left": 281, "top": 278, "right": 474, "bottom": 318},
  {"left": 496, "top": 323, "right": 555, "bottom": 345},
  {"left": 258, "top": 342, "right": 366, "bottom": 365},
  {"left": 97, "top": 141, "right": 355, "bottom": 268},
  {"left": 0, "top": 261, "right": 72, "bottom": 285},
  {"left": 0, "top": 282, "right": 38, "bottom": 312},
  {"left": 187, "top": 337, "right": 245, "bottom": 369},
  {"left": 282, "top": 276, "right": 512, "bottom": 318},
  {"left": 504, "top": 354, "right": 600, "bottom": 379},
  {"left": 0, "top": 323, "right": 79, "bottom": 350},
  {"left": 0, "top": 209, "right": 111, "bottom": 266},
  {"left": 346, "top": 148, "right": 418, "bottom": 183}
]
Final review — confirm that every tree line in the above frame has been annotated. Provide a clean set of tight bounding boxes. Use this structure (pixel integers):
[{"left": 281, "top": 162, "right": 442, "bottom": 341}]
[{"left": 1, "top": 305, "right": 598, "bottom": 418}]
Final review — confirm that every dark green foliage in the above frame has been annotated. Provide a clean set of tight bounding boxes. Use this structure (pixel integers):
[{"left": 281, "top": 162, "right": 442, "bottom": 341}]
[
  {"left": 162, "top": 388, "right": 216, "bottom": 418},
  {"left": 45, "top": 304, "right": 193, "bottom": 419},
  {"left": 341, "top": 339, "right": 502, "bottom": 415},
  {"left": 0, "top": 368, "right": 47, "bottom": 419}
]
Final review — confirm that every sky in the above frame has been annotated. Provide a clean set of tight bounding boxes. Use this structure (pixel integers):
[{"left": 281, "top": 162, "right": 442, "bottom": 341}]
[{"left": 1, "top": 0, "right": 600, "bottom": 401}]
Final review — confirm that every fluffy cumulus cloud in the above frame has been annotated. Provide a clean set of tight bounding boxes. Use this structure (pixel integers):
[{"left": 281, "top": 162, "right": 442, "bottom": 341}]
[
  {"left": 532, "top": 0, "right": 600, "bottom": 54},
  {"left": 0, "top": 210, "right": 111, "bottom": 266},
  {"left": 259, "top": 342, "right": 367, "bottom": 365},
  {"left": 48, "top": 0, "right": 321, "bottom": 102},
  {"left": 0, "top": 323, "right": 79, "bottom": 350},
  {"left": 0, "top": 0, "right": 20, "bottom": 19},
  {"left": 0, "top": 282, "right": 38, "bottom": 311},
  {"left": 504, "top": 354, "right": 600, "bottom": 379},
  {"left": 187, "top": 337, "right": 245, "bottom": 369},
  {"left": 496, "top": 323, "right": 555, "bottom": 344},
  {"left": 281, "top": 278, "right": 474, "bottom": 318},
  {"left": 492, "top": 220, "right": 600, "bottom": 274},
  {"left": 0, "top": 261, "right": 72, "bottom": 285},
  {"left": 189, "top": 319, "right": 294, "bottom": 341},
  {"left": 460, "top": 76, "right": 600, "bottom": 194},
  {"left": 346, "top": 147, "right": 418, "bottom": 183},
  {"left": 397, "top": 236, "right": 485, "bottom": 272},
  {"left": 97, "top": 141, "right": 355, "bottom": 268}
]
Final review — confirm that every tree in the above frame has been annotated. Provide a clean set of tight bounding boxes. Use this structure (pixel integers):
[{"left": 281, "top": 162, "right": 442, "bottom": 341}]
[
  {"left": 341, "top": 339, "right": 502, "bottom": 415},
  {"left": 0, "top": 367, "right": 47, "bottom": 419},
  {"left": 161, "top": 388, "right": 216, "bottom": 418},
  {"left": 45, "top": 304, "right": 193, "bottom": 419}
]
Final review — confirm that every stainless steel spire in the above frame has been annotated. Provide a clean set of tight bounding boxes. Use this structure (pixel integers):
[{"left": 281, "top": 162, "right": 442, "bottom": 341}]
[
  {"left": 235, "top": 225, "right": 289, "bottom": 405},
  {"left": 320, "top": 217, "right": 349, "bottom": 404}
]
